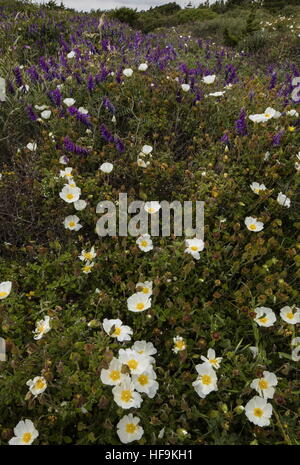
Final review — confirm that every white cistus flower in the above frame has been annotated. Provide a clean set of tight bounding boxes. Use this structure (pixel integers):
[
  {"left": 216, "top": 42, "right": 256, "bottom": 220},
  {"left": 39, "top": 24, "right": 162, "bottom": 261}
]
[
  {"left": 127, "top": 292, "right": 151, "bottom": 313},
  {"left": 250, "top": 371, "right": 278, "bottom": 399},
  {"left": 244, "top": 396, "right": 273, "bottom": 427},
  {"left": 0, "top": 281, "right": 12, "bottom": 300},
  {"left": 8, "top": 419, "right": 39, "bottom": 445},
  {"left": 116, "top": 414, "right": 144, "bottom": 444}
]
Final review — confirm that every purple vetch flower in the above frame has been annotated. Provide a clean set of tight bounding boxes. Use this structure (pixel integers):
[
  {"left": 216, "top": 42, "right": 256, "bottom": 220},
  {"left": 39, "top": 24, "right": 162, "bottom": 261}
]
[
  {"left": 115, "top": 137, "right": 125, "bottom": 153},
  {"left": 26, "top": 66, "right": 40, "bottom": 83},
  {"left": 48, "top": 88, "right": 62, "bottom": 107},
  {"left": 272, "top": 130, "right": 284, "bottom": 146},
  {"left": 221, "top": 133, "right": 229, "bottom": 144},
  {"left": 63, "top": 136, "right": 89, "bottom": 155},
  {"left": 26, "top": 105, "right": 38, "bottom": 121},
  {"left": 103, "top": 96, "right": 115, "bottom": 114},
  {"left": 13, "top": 67, "right": 23, "bottom": 88},
  {"left": 68, "top": 106, "right": 92, "bottom": 127},
  {"left": 87, "top": 74, "right": 95, "bottom": 92},
  {"left": 39, "top": 56, "right": 50, "bottom": 73},
  {"left": 7, "top": 81, "right": 15, "bottom": 94},
  {"left": 235, "top": 108, "right": 248, "bottom": 136},
  {"left": 269, "top": 72, "right": 277, "bottom": 90},
  {"left": 100, "top": 124, "right": 114, "bottom": 143}
]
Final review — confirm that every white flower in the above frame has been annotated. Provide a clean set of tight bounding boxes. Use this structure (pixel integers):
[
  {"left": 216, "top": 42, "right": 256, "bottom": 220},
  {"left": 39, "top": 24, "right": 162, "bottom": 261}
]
[
  {"left": 131, "top": 340, "right": 157, "bottom": 360},
  {"left": 291, "top": 337, "right": 300, "bottom": 362},
  {"left": 245, "top": 216, "right": 264, "bottom": 232},
  {"left": 59, "top": 184, "right": 81, "bottom": 203},
  {"left": 137, "top": 158, "right": 149, "bottom": 168},
  {"left": 102, "top": 318, "right": 133, "bottom": 342},
  {"left": 34, "top": 105, "right": 48, "bottom": 111},
  {"left": 254, "top": 307, "right": 277, "bottom": 327},
  {"left": 184, "top": 238, "right": 204, "bottom": 260},
  {"left": 192, "top": 363, "right": 218, "bottom": 398},
  {"left": 63, "top": 215, "right": 82, "bottom": 231},
  {"left": 200, "top": 348, "right": 222, "bottom": 369},
  {"left": 26, "top": 142, "right": 37, "bottom": 151},
  {"left": 280, "top": 306, "right": 300, "bottom": 324},
  {"left": 123, "top": 68, "right": 133, "bottom": 77},
  {"left": 33, "top": 315, "right": 51, "bottom": 340},
  {"left": 40, "top": 110, "right": 51, "bottom": 119},
  {"left": 82, "top": 261, "right": 95, "bottom": 274},
  {"left": 135, "top": 281, "right": 153, "bottom": 296},
  {"left": 127, "top": 292, "right": 151, "bottom": 313},
  {"left": 116, "top": 414, "right": 144, "bottom": 444},
  {"left": 0, "top": 281, "right": 12, "bottom": 300},
  {"left": 100, "top": 358, "right": 126, "bottom": 385},
  {"left": 277, "top": 192, "right": 291, "bottom": 208},
  {"left": 250, "top": 371, "right": 278, "bottom": 399},
  {"left": 112, "top": 375, "right": 143, "bottom": 409},
  {"left": 250, "top": 182, "right": 267, "bottom": 194},
  {"left": 141, "top": 145, "right": 153, "bottom": 155},
  {"left": 119, "top": 348, "right": 151, "bottom": 375},
  {"left": 249, "top": 107, "right": 278, "bottom": 123},
  {"left": 132, "top": 368, "right": 159, "bottom": 398},
  {"left": 26, "top": 376, "right": 47, "bottom": 397},
  {"left": 99, "top": 162, "right": 113, "bottom": 173},
  {"left": 208, "top": 91, "right": 225, "bottom": 97},
  {"left": 286, "top": 109, "right": 299, "bottom": 117},
  {"left": 67, "top": 51, "right": 76, "bottom": 58},
  {"left": 138, "top": 63, "right": 148, "bottom": 72},
  {"left": 59, "top": 167, "right": 73, "bottom": 179},
  {"left": 181, "top": 83, "right": 190, "bottom": 92},
  {"left": 8, "top": 419, "right": 39, "bottom": 445},
  {"left": 59, "top": 156, "right": 68, "bottom": 165},
  {"left": 74, "top": 199, "right": 87, "bottom": 211},
  {"left": 202, "top": 74, "right": 216, "bottom": 84},
  {"left": 249, "top": 346, "right": 259, "bottom": 359},
  {"left": 0, "top": 77, "right": 6, "bottom": 102},
  {"left": 78, "top": 107, "right": 88, "bottom": 114},
  {"left": 172, "top": 336, "right": 186, "bottom": 353},
  {"left": 63, "top": 98, "right": 76, "bottom": 107},
  {"left": 244, "top": 396, "right": 272, "bottom": 427},
  {"left": 144, "top": 201, "right": 160, "bottom": 214},
  {"left": 79, "top": 246, "right": 96, "bottom": 262},
  {"left": 136, "top": 234, "right": 153, "bottom": 252}
]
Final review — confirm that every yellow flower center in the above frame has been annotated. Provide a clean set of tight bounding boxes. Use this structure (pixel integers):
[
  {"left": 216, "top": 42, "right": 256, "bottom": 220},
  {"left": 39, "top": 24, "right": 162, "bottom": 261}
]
[
  {"left": 66, "top": 193, "right": 74, "bottom": 200},
  {"left": 121, "top": 390, "right": 132, "bottom": 402},
  {"left": 84, "top": 252, "right": 93, "bottom": 260},
  {"left": 127, "top": 359, "right": 138, "bottom": 370},
  {"left": 126, "top": 423, "right": 137, "bottom": 434},
  {"left": 254, "top": 408, "right": 264, "bottom": 418},
  {"left": 112, "top": 327, "right": 121, "bottom": 336},
  {"left": 136, "top": 302, "right": 145, "bottom": 311},
  {"left": 259, "top": 317, "right": 268, "bottom": 324},
  {"left": 249, "top": 224, "right": 257, "bottom": 231},
  {"left": 22, "top": 432, "right": 33, "bottom": 444},
  {"left": 254, "top": 188, "right": 260, "bottom": 193},
  {"left": 0, "top": 291, "right": 8, "bottom": 297},
  {"left": 175, "top": 340, "right": 185, "bottom": 350},
  {"left": 109, "top": 370, "right": 121, "bottom": 381},
  {"left": 201, "top": 374, "right": 212, "bottom": 385},
  {"left": 142, "top": 288, "right": 149, "bottom": 294},
  {"left": 83, "top": 266, "right": 91, "bottom": 273},
  {"left": 140, "top": 240, "right": 148, "bottom": 247},
  {"left": 37, "top": 324, "right": 45, "bottom": 334},
  {"left": 286, "top": 312, "right": 294, "bottom": 320},
  {"left": 148, "top": 208, "right": 155, "bottom": 213},
  {"left": 190, "top": 246, "right": 198, "bottom": 251},
  {"left": 209, "top": 358, "right": 217, "bottom": 365},
  {"left": 138, "top": 374, "right": 149, "bottom": 386},
  {"left": 259, "top": 379, "right": 268, "bottom": 390},
  {"left": 35, "top": 379, "right": 46, "bottom": 390},
  {"left": 69, "top": 221, "right": 75, "bottom": 228},
  {"left": 264, "top": 113, "right": 270, "bottom": 118}
]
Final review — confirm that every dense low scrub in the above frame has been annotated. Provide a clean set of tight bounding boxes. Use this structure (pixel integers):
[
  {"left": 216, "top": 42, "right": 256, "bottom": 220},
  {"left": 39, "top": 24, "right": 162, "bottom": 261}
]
[{"left": 0, "top": 0, "right": 299, "bottom": 446}]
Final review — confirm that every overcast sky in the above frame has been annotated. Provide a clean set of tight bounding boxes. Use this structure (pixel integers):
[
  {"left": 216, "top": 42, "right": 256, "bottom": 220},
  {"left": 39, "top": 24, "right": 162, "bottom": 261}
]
[{"left": 33, "top": 0, "right": 210, "bottom": 12}]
